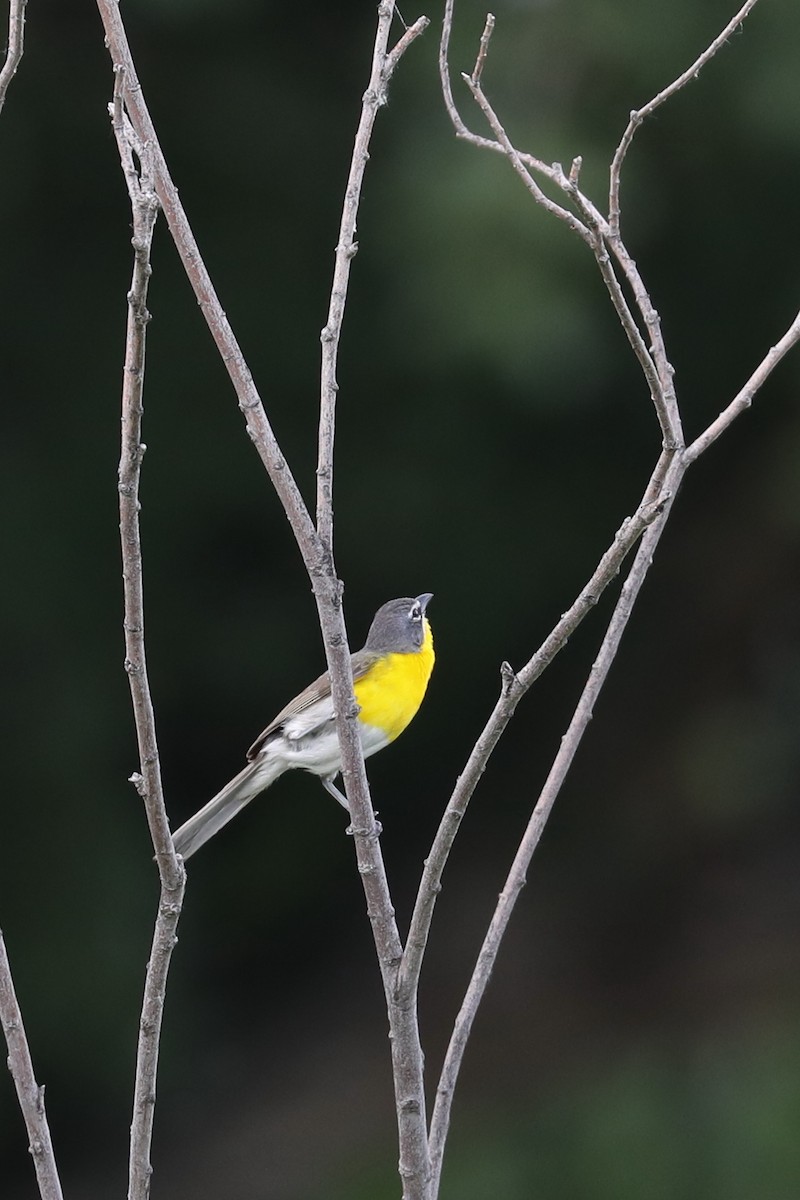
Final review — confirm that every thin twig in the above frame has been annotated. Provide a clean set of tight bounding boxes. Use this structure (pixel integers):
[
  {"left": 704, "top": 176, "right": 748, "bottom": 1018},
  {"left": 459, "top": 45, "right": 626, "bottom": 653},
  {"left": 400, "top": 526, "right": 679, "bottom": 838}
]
[
  {"left": 454, "top": 10, "right": 684, "bottom": 452},
  {"left": 316, "top": 8, "right": 427, "bottom": 554},
  {"left": 601, "top": 231, "right": 682, "bottom": 447},
  {"left": 400, "top": 457, "right": 672, "bottom": 999},
  {"left": 448, "top": 10, "right": 683, "bottom": 450},
  {"left": 527, "top": 156, "right": 678, "bottom": 444},
  {"left": 609, "top": 0, "right": 760, "bottom": 230},
  {"left": 428, "top": 455, "right": 686, "bottom": 1193},
  {"left": 385, "top": 15, "right": 430, "bottom": 82},
  {"left": 439, "top": 0, "right": 566, "bottom": 181},
  {"left": 0, "top": 932, "right": 63, "bottom": 1200},
  {"left": 470, "top": 11, "right": 494, "bottom": 86},
  {"left": 685, "top": 307, "right": 800, "bottom": 463},
  {"left": 0, "top": 0, "right": 27, "bottom": 115},
  {"left": 109, "top": 72, "right": 187, "bottom": 1200},
  {"left": 461, "top": 71, "right": 592, "bottom": 244}
]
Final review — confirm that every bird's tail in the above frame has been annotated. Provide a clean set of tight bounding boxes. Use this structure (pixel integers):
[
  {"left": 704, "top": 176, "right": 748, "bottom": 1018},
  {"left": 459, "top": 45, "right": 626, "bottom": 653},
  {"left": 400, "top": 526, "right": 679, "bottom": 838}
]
[{"left": 171, "top": 755, "right": 284, "bottom": 861}]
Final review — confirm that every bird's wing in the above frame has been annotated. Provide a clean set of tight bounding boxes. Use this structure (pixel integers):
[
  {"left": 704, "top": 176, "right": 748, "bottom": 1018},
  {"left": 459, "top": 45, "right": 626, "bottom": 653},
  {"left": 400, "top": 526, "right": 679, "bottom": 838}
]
[{"left": 246, "top": 648, "right": 381, "bottom": 760}]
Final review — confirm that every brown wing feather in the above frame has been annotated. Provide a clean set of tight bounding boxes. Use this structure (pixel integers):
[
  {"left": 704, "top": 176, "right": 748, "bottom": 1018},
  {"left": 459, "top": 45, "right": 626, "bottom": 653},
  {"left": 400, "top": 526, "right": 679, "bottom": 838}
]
[{"left": 246, "top": 647, "right": 381, "bottom": 761}]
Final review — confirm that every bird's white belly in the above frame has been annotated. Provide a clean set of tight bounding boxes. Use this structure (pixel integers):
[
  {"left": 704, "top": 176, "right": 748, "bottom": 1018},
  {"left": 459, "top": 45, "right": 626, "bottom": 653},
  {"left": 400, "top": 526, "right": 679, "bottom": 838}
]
[{"left": 267, "top": 718, "right": 390, "bottom": 779}]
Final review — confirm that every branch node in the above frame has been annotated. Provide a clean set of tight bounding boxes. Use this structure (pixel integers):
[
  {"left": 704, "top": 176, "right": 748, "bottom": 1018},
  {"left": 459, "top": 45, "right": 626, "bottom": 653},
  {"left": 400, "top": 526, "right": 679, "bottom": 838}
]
[
  {"left": 128, "top": 772, "right": 146, "bottom": 796},
  {"left": 500, "top": 660, "right": 519, "bottom": 694}
]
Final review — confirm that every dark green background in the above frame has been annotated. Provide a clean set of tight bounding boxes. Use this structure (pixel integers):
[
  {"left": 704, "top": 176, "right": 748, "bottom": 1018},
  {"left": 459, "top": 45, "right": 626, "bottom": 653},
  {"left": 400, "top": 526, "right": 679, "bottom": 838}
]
[{"left": 2, "top": 1, "right": 799, "bottom": 1197}]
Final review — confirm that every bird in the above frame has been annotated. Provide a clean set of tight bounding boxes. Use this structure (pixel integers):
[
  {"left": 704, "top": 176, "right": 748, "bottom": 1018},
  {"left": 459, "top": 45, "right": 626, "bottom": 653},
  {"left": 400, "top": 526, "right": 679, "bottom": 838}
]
[{"left": 171, "top": 593, "right": 435, "bottom": 859}]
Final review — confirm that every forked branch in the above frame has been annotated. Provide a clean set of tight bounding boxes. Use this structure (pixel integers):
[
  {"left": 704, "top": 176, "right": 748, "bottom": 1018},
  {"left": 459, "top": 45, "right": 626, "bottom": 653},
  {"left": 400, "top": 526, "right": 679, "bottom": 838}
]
[
  {"left": 98, "top": 3, "right": 433, "bottom": 1198},
  {"left": 422, "top": 4, "right": 795, "bottom": 1194}
]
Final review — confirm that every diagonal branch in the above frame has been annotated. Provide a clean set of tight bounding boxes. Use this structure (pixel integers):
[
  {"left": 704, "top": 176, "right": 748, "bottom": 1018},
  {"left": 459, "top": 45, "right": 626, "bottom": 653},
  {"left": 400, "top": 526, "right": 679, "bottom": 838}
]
[
  {"left": 685, "top": 306, "right": 800, "bottom": 463},
  {"left": 0, "top": 0, "right": 27, "bottom": 115},
  {"left": 0, "top": 931, "right": 63, "bottom": 1200},
  {"left": 428, "top": 454, "right": 686, "bottom": 1193},
  {"left": 400, "top": 453, "right": 673, "bottom": 1000},
  {"left": 95, "top": 0, "right": 318, "bottom": 571},
  {"left": 609, "top": 0, "right": 761, "bottom": 230},
  {"left": 461, "top": 67, "right": 592, "bottom": 244}
]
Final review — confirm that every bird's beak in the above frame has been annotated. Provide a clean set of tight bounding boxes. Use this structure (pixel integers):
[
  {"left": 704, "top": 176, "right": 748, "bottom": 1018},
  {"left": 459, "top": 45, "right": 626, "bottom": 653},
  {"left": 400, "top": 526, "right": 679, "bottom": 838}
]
[{"left": 416, "top": 593, "right": 433, "bottom": 612}]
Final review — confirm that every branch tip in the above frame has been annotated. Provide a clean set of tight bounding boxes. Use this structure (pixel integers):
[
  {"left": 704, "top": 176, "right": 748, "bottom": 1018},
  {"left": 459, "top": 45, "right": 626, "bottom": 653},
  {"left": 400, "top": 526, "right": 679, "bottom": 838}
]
[{"left": 471, "top": 12, "right": 495, "bottom": 85}]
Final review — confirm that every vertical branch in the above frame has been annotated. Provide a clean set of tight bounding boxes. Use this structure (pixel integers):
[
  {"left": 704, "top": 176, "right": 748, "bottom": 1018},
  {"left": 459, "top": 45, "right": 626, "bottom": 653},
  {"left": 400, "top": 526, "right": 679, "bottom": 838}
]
[
  {"left": 316, "top": 9, "right": 428, "bottom": 551},
  {"left": 110, "top": 75, "right": 186, "bottom": 1200},
  {"left": 0, "top": 932, "right": 63, "bottom": 1200},
  {"left": 315, "top": 12, "right": 432, "bottom": 1199},
  {"left": 0, "top": 0, "right": 27, "bottom": 115}
]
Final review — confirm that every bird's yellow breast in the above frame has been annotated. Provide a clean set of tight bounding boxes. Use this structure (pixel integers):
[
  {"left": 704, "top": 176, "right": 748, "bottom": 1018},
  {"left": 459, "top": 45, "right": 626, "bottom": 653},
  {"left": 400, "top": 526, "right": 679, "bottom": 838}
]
[{"left": 354, "top": 618, "right": 435, "bottom": 741}]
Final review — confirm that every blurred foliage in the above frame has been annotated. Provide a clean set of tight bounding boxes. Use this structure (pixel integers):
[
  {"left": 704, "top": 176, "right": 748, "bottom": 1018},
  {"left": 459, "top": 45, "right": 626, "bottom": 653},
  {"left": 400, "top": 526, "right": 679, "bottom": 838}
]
[{"left": 1, "top": 0, "right": 799, "bottom": 1197}]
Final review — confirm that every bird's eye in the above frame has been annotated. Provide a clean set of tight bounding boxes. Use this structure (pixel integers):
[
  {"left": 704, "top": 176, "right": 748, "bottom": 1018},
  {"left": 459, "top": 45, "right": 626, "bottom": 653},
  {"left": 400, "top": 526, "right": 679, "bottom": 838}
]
[{"left": 409, "top": 602, "right": 422, "bottom": 622}]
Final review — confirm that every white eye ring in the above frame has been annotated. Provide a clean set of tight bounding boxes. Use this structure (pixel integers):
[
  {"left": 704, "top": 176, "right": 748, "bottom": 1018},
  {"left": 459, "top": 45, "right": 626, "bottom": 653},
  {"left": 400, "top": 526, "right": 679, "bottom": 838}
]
[{"left": 409, "top": 602, "right": 422, "bottom": 622}]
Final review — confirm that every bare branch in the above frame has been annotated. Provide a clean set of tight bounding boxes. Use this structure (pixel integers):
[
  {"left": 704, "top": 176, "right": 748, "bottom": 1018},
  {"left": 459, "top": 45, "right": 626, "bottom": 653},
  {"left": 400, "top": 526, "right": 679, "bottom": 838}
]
[
  {"left": 426, "top": 10, "right": 799, "bottom": 1191},
  {"left": 0, "top": 932, "right": 63, "bottom": 1200},
  {"left": 600, "top": 231, "right": 683, "bottom": 447},
  {"left": 0, "top": 0, "right": 27, "bottom": 115},
  {"left": 428, "top": 455, "right": 686, "bottom": 1193},
  {"left": 385, "top": 14, "right": 430, "bottom": 82},
  {"left": 400, "top": 457, "right": 673, "bottom": 1000},
  {"left": 100, "top": 4, "right": 433, "bottom": 1196},
  {"left": 470, "top": 11, "right": 494, "bottom": 86},
  {"left": 109, "top": 73, "right": 187, "bottom": 1200},
  {"left": 439, "top": 0, "right": 476, "bottom": 142},
  {"left": 317, "top": 8, "right": 429, "bottom": 555},
  {"left": 111, "top": 68, "right": 179, "bottom": 884},
  {"left": 127, "top": 891, "right": 184, "bottom": 1200},
  {"left": 461, "top": 70, "right": 593, "bottom": 243},
  {"left": 443, "top": 9, "right": 684, "bottom": 449},
  {"left": 685, "top": 306, "right": 800, "bottom": 463},
  {"left": 313, "top": 10, "right": 432, "bottom": 1193},
  {"left": 587, "top": 229, "right": 667, "bottom": 428},
  {"left": 95, "top": 0, "right": 319, "bottom": 576},
  {"left": 609, "top": 0, "right": 760, "bottom": 230},
  {"left": 440, "top": 0, "right": 579, "bottom": 182}
]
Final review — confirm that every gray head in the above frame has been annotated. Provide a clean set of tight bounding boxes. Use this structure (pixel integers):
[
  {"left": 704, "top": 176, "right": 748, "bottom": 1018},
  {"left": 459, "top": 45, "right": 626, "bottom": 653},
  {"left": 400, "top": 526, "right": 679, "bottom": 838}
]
[{"left": 364, "top": 594, "right": 433, "bottom": 655}]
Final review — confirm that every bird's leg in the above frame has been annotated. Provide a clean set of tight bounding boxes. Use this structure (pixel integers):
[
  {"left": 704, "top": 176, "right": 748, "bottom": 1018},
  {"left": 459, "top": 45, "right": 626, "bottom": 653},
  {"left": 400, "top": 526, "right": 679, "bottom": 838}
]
[
  {"left": 321, "top": 775, "right": 382, "bottom": 837},
  {"left": 321, "top": 774, "right": 350, "bottom": 811}
]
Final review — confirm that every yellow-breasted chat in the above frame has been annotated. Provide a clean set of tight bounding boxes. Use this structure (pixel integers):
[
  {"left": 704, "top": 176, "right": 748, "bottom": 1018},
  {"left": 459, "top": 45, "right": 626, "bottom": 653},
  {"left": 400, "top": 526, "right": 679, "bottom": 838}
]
[{"left": 171, "top": 594, "right": 435, "bottom": 859}]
